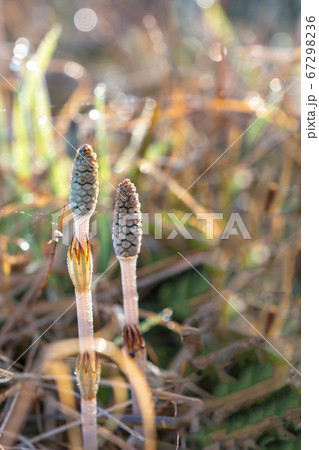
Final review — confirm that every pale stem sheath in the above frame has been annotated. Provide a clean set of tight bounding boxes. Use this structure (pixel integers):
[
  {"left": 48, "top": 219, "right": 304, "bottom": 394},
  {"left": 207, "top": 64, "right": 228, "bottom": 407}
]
[
  {"left": 73, "top": 213, "right": 95, "bottom": 357},
  {"left": 74, "top": 213, "right": 92, "bottom": 246},
  {"left": 75, "top": 289, "right": 95, "bottom": 357},
  {"left": 73, "top": 212, "right": 98, "bottom": 450},
  {"left": 81, "top": 398, "right": 98, "bottom": 450},
  {"left": 119, "top": 255, "right": 145, "bottom": 445},
  {"left": 119, "top": 256, "right": 139, "bottom": 326}
]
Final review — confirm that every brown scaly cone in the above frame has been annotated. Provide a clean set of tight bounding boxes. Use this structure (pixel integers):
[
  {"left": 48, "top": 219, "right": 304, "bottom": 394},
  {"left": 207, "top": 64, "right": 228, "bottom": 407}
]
[
  {"left": 69, "top": 144, "right": 99, "bottom": 215},
  {"left": 112, "top": 179, "right": 142, "bottom": 258}
]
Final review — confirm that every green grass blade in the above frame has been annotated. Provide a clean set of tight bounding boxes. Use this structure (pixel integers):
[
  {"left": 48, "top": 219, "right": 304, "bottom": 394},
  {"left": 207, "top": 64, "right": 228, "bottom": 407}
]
[{"left": 12, "top": 25, "right": 61, "bottom": 179}]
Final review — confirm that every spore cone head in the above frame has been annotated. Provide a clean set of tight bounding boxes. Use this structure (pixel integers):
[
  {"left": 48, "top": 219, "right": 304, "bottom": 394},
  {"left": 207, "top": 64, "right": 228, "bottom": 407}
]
[
  {"left": 69, "top": 144, "right": 99, "bottom": 214},
  {"left": 112, "top": 179, "right": 142, "bottom": 258}
]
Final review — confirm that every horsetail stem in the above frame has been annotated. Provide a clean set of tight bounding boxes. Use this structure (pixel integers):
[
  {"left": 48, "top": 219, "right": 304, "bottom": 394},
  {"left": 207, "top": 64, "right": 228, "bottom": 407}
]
[
  {"left": 68, "top": 144, "right": 100, "bottom": 450},
  {"left": 112, "top": 179, "right": 146, "bottom": 428},
  {"left": 112, "top": 179, "right": 144, "bottom": 354}
]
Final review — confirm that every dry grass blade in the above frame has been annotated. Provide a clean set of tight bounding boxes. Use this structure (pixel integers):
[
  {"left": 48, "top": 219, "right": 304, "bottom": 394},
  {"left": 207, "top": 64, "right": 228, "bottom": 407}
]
[{"left": 96, "top": 340, "right": 156, "bottom": 450}]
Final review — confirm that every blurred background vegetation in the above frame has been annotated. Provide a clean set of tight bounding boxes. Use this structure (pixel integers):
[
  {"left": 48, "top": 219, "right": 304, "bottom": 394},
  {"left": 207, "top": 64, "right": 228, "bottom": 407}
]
[{"left": 0, "top": 0, "right": 300, "bottom": 448}]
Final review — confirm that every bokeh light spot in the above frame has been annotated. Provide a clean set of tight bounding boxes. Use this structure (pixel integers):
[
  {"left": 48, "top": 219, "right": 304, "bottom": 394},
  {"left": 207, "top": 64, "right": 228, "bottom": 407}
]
[
  {"left": 197, "top": 0, "right": 215, "bottom": 9},
  {"left": 94, "top": 83, "right": 107, "bottom": 99},
  {"left": 13, "top": 43, "right": 29, "bottom": 59},
  {"left": 20, "top": 241, "right": 30, "bottom": 251},
  {"left": 270, "top": 32, "right": 294, "bottom": 49},
  {"left": 64, "top": 61, "right": 84, "bottom": 79},
  {"left": 270, "top": 77, "right": 282, "bottom": 92},
  {"left": 74, "top": 8, "right": 97, "bottom": 32},
  {"left": 89, "top": 109, "right": 100, "bottom": 120},
  {"left": 23, "top": 193, "right": 35, "bottom": 204},
  {"left": 26, "top": 60, "right": 38, "bottom": 71}
]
